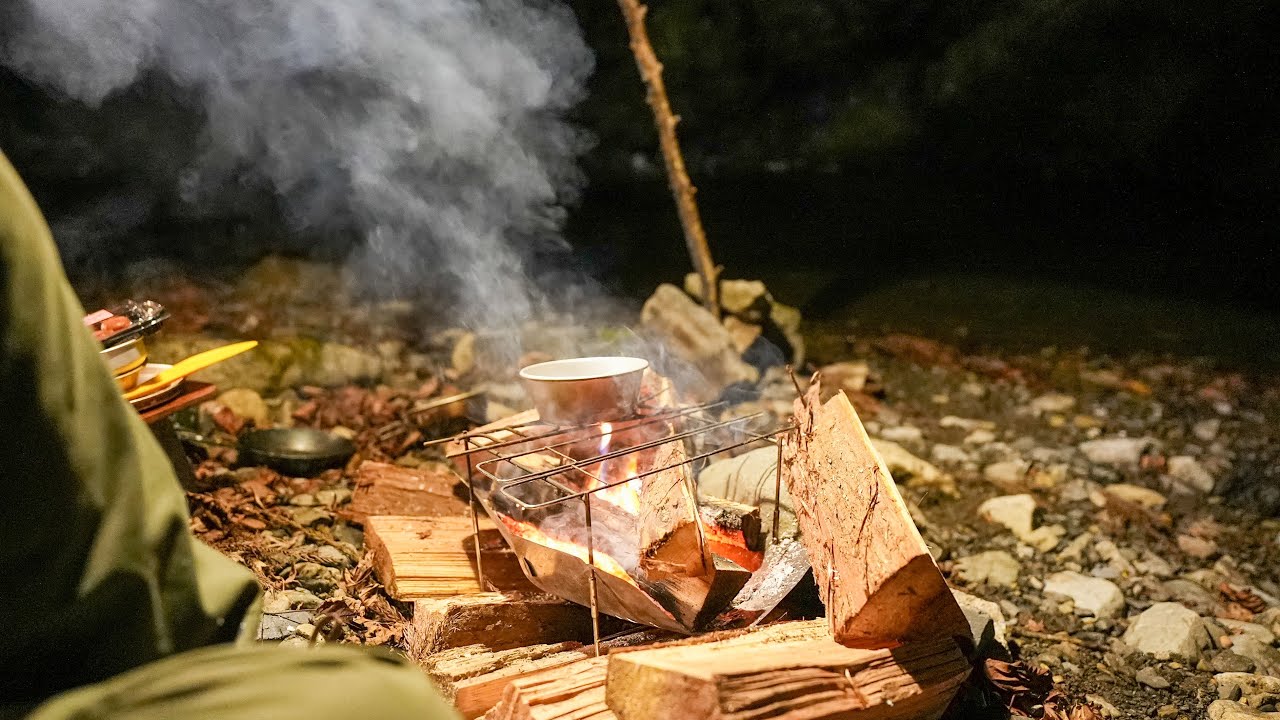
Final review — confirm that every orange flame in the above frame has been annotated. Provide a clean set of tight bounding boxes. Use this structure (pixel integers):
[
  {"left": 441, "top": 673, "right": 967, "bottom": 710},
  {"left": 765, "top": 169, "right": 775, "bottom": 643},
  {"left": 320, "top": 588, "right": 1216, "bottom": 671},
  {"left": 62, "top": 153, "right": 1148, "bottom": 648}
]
[{"left": 589, "top": 422, "right": 642, "bottom": 514}]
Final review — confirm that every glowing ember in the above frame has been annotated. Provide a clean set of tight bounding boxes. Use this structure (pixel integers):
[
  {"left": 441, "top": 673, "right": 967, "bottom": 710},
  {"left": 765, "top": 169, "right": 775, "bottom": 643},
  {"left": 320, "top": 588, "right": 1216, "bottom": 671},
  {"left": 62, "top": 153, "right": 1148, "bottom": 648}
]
[{"left": 498, "top": 515, "right": 638, "bottom": 585}]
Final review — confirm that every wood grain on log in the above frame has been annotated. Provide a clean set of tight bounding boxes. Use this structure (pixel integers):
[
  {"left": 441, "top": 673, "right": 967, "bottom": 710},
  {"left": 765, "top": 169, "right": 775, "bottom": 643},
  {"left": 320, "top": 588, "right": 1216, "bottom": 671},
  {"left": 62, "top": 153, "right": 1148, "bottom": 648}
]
[
  {"left": 365, "top": 515, "right": 537, "bottom": 599},
  {"left": 427, "top": 641, "right": 594, "bottom": 720},
  {"left": 485, "top": 656, "right": 614, "bottom": 720},
  {"left": 638, "top": 439, "right": 709, "bottom": 579},
  {"left": 409, "top": 592, "right": 599, "bottom": 658},
  {"left": 606, "top": 620, "right": 969, "bottom": 720},
  {"left": 782, "top": 380, "right": 969, "bottom": 646}
]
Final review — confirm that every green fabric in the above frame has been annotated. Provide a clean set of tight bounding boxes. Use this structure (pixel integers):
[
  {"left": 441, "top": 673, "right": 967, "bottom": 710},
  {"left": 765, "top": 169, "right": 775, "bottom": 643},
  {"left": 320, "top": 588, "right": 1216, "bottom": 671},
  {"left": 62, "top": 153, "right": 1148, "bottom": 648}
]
[
  {"left": 0, "top": 151, "right": 456, "bottom": 719},
  {"left": 25, "top": 644, "right": 460, "bottom": 720}
]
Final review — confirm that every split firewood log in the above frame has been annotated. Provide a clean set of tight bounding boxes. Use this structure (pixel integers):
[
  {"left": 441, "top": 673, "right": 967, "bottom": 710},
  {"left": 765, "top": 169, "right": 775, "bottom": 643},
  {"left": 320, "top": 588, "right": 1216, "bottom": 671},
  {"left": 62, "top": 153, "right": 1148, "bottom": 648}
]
[{"left": 781, "top": 377, "right": 969, "bottom": 647}]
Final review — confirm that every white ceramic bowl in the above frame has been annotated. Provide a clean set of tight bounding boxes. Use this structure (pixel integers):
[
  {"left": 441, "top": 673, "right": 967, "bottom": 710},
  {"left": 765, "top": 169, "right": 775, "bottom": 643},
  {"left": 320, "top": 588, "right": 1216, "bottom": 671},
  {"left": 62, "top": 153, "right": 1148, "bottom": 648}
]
[{"left": 519, "top": 356, "right": 649, "bottom": 426}]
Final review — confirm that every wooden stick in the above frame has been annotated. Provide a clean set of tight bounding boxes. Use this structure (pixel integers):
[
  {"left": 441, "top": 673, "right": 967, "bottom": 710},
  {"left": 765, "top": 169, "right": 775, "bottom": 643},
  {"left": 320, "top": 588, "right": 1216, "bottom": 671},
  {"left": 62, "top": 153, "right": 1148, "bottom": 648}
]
[{"left": 616, "top": 0, "right": 720, "bottom": 317}]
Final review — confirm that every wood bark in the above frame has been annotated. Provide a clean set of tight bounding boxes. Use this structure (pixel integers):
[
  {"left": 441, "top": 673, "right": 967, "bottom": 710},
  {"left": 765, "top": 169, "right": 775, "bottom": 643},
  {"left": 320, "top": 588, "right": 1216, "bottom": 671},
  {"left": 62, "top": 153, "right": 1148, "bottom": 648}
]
[
  {"left": 616, "top": 0, "right": 720, "bottom": 317},
  {"left": 606, "top": 620, "right": 969, "bottom": 720},
  {"left": 782, "top": 379, "right": 970, "bottom": 646},
  {"left": 365, "top": 515, "right": 537, "bottom": 599},
  {"left": 343, "top": 460, "right": 465, "bottom": 524}
]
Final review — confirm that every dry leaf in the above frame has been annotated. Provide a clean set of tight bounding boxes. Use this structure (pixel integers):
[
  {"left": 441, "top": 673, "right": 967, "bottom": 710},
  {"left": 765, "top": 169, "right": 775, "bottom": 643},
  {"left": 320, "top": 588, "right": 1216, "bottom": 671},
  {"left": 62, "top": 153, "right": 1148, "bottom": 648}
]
[
  {"left": 1220, "top": 583, "right": 1268, "bottom": 614},
  {"left": 984, "top": 658, "right": 1054, "bottom": 715}
]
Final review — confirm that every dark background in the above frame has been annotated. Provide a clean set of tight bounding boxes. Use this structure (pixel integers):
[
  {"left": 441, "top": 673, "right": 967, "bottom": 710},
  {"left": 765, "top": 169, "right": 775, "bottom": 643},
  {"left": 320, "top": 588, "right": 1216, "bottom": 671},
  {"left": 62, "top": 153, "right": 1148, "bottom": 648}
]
[{"left": 2, "top": 0, "right": 1278, "bottom": 361}]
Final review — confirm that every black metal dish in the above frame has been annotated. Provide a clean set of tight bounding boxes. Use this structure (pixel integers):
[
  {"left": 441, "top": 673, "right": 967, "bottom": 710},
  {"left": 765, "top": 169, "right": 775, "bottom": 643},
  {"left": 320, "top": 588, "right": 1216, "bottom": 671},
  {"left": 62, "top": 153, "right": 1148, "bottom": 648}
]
[{"left": 238, "top": 428, "right": 356, "bottom": 477}]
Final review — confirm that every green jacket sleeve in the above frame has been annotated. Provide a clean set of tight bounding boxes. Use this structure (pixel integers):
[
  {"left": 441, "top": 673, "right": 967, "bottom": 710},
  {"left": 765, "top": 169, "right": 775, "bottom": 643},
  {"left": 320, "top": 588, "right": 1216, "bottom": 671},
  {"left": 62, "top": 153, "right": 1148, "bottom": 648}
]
[{"left": 0, "top": 150, "right": 261, "bottom": 704}]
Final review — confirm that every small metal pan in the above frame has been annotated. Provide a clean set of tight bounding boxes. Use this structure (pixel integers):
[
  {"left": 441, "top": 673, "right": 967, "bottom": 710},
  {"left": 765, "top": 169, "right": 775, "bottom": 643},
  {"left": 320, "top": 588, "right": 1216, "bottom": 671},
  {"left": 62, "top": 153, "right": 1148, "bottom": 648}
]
[{"left": 238, "top": 428, "right": 356, "bottom": 477}]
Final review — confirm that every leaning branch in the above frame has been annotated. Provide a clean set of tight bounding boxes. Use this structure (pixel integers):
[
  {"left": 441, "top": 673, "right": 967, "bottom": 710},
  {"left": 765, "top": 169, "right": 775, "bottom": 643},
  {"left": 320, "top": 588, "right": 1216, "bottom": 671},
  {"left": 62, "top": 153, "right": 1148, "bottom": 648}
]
[{"left": 616, "top": 0, "right": 720, "bottom": 318}]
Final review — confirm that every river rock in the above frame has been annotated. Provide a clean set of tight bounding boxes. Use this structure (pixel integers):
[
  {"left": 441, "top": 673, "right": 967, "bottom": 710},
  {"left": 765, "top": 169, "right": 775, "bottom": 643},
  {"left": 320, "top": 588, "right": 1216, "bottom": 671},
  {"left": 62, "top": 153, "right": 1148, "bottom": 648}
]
[
  {"left": 1208, "top": 700, "right": 1280, "bottom": 719},
  {"left": 1123, "top": 602, "right": 1211, "bottom": 659},
  {"left": 983, "top": 460, "right": 1030, "bottom": 491},
  {"left": 954, "top": 550, "right": 1021, "bottom": 587},
  {"left": 931, "top": 444, "right": 972, "bottom": 465},
  {"left": 217, "top": 388, "right": 271, "bottom": 428},
  {"left": 878, "top": 425, "right": 924, "bottom": 446},
  {"left": 1221, "top": 620, "right": 1278, "bottom": 646},
  {"left": 1167, "top": 455, "right": 1216, "bottom": 494},
  {"left": 1213, "top": 652, "right": 1259, "bottom": 674},
  {"left": 1079, "top": 436, "right": 1158, "bottom": 466},
  {"left": 1230, "top": 636, "right": 1280, "bottom": 678},
  {"left": 1030, "top": 393, "right": 1077, "bottom": 415},
  {"left": 1135, "top": 666, "right": 1171, "bottom": 689},
  {"left": 978, "top": 494, "right": 1037, "bottom": 537},
  {"left": 952, "top": 589, "right": 1009, "bottom": 656},
  {"left": 818, "top": 361, "right": 870, "bottom": 395},
  {"left": 1104, "top": 483, "right": 1168, "bottom": 508},
  {"left": 871, "top": 438, "right": 956, "bottom": 496},
  {"left": 1216, "top": 672, "right": 1280, "bottom": 707},
  {"left": 295, "top": 562, "right": 342, "bottom": 594},
  {"left": 641, "top": 284, "right": 759, "bottom": 398},
  {"left": 1043, "top": 571, "right": 1126, "bottom": 618}
]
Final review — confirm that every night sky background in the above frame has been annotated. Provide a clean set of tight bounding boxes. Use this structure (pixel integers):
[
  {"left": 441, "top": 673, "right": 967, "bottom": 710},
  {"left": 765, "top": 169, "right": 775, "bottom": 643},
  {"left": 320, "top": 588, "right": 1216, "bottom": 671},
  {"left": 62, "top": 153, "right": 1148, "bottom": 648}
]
[{"left": 2, "top": 0, "right": 1277, "bottom": 359}]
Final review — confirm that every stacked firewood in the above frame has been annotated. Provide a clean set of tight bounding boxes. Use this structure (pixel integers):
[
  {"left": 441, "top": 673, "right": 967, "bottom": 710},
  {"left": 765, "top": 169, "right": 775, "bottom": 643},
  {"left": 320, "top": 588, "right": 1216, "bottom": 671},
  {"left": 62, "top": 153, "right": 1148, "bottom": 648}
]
[{"left": 354, "top": 377, "right": 979, "bottom": 720}]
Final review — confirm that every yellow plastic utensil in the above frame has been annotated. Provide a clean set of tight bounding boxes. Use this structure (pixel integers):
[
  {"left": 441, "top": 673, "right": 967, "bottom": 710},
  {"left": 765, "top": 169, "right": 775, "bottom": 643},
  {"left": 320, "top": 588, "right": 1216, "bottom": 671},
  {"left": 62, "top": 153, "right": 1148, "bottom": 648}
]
[{"left": 123, "top": 341, "right": 259, "bottom": 401}]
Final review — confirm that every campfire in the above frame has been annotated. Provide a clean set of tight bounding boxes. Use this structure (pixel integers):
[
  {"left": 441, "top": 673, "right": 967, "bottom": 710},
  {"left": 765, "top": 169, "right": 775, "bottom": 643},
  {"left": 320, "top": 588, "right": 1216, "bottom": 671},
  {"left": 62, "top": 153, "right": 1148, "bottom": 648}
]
[{"left": 457, "top": 403, "right": 766, "bottom": 634}]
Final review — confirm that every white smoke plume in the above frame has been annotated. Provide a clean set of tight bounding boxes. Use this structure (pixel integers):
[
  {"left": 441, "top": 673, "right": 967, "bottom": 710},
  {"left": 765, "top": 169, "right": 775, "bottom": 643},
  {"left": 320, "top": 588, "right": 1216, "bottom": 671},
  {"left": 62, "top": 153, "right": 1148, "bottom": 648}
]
[{"left": 1, "top": 0, "right": 594, "bottom": 326}]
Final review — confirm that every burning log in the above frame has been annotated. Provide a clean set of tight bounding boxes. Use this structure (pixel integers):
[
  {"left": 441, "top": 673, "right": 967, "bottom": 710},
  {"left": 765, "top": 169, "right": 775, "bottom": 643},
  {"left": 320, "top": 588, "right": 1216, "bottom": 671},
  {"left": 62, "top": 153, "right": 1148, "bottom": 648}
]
[
  {"left": 637, "top": 439, "right": 709, "bottom": 580},
  {"left": 365, "top": 515, "right": 537, "bottom": 599},
  {"left": 409, "top": 592, "right": 603, "bottom": 657},
  {"left": 782, "top": 379, "right": 969, "bottom": 646},
  {"left": 484, "top": 656, "right": 613, "bottom": 720},
  {"left": 605, "top": 620, "right": 970, "bottom": 720},
  {"left": 697, "top": 495, "right": 763, "bottom": 572}
]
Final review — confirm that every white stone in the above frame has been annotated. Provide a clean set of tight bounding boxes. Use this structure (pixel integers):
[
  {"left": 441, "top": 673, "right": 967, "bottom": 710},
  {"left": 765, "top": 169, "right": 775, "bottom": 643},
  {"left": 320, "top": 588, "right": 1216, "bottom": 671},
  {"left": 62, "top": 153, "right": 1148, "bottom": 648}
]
[
  {"left": 939, "top": 415, "right": 993, "bottom": 431},
  {"left": 954, "top": 551, "right": 1021, "bottom": 587},
  {"left": 952, "top": 589, "right": 1008, "bottom": 654},
  {"left": 978, "top": 494, "right": 1037, "bottom": 537},
  {"left": 1167, "top": 455, "right": 1216, "bottom": 494},
  {"left": 1043, "top": 571, "right": 1125, "bottom": 618},
  {"left": 871, "top": 439, "right": 956, "bottom": 496},
  {"left": 1194, "top": 418, "right": 1222, "bottom": 442},
  {"left": 1079, "top": 436, "right": 1157, "bottom": 466},
  {"left": 1103, "top": 483, "right": 1167, "bottom": 508},
  {"left": 1122, "top": 602, "right": 1211, "bottom": 659},
  {"left": 964, "top": 429, "right": 997, "bottom": 445},
  {"left": 878, "top": 425, "right": 924, "bottom": 445},
  {"left": 1030, "top": 393, "right": 1077, "bottom": 415},
  {"left": 930, "top": 444, "right": 972, "bottom": 465},
  {"left": 1215, "top": 672, "right": 1280, "bottom": 707},
  {"left": 977, "top": 494, "right": 1064, "bottom": 552},
  {"left": 983, "top": 460, "right": 1030, "bottom": 490}
]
